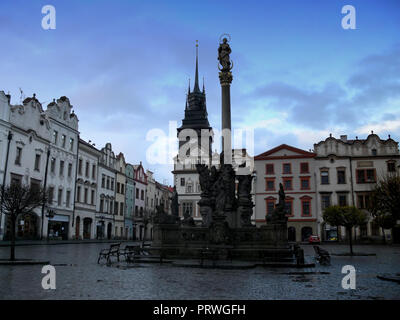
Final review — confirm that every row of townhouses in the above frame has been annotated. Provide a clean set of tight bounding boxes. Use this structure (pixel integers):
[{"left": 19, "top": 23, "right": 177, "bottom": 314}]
[
  {"left": 173, "top": 53, "right": 400, "bottom": 243},
  {"left": 0, "top": 90, "right": 172, "bottom": 241}
]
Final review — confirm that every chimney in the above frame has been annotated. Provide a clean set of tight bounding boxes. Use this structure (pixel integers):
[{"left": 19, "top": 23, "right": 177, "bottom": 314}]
[{"left": 340, "top": 135, "right": 347, "bottom": 142}]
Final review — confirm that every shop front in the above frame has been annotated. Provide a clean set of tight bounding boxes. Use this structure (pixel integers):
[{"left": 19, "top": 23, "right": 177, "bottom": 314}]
[{"left": 48, "top": 214, "right": 70, "bottom": 240}]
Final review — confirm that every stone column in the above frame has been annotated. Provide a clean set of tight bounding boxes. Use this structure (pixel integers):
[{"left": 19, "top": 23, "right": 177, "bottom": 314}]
[{"left": 219, "top": 71, "right": 233, "bottom": 165}]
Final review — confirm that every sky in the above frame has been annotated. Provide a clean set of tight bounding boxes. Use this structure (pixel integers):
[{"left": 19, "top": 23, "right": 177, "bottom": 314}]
[{"left": 1, "top": 0, "right": 399, "bottom": 184}]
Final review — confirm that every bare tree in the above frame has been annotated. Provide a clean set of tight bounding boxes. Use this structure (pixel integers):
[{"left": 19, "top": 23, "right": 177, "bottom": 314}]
[{"left": 0, "top": 184, "right": 48, "bottom": 261}]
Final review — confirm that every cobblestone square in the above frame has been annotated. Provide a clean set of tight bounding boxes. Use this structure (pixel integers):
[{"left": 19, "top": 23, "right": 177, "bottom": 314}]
[{"left": 0, "top": 243, "right": 399, "bottom": 300}]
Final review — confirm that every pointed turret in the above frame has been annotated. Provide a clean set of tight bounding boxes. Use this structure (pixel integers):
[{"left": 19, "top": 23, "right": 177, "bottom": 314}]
[{"left": 193, "top": 40, "right": 200, "bottom": 93}]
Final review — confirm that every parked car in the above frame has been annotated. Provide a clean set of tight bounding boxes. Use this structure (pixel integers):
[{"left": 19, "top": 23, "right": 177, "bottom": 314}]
[{"left": 308, "top": 235, "right": 321, "bottom": 244}]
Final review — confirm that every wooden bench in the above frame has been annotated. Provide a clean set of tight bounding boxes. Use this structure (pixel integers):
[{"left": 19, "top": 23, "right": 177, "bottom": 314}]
[
  {"left": 313, "top": 245, "right": 330, "bottom": 266},
  {"left": 120, "top": 245, "right": 142, "bottom": 263},
  {"left": 97, "top": 243, "right": 121, "bottom": 264},
  {"left": 121, "top": 246, "right": 164, "bottom": 264}
]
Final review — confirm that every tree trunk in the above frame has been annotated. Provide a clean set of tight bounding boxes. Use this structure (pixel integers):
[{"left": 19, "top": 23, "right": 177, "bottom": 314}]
[
  {"left": 381, "top": 227, "right": 386, "bottom": 244},
  {"left": 348, "top": 227, "right": 354, "bottom": 256},
  {"left": 10, "top": 216, "right": 16, "bottom": 261}
]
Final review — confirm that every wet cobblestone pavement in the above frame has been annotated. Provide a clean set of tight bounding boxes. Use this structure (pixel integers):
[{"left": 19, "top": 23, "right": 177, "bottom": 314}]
[{"left": 0, "top": 243, "right": 399, "bottom": 300}]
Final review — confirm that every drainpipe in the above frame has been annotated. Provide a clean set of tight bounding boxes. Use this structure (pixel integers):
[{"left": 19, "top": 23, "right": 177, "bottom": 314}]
[
  {"left": 40, "top": 147, "right": 51, "bottom": 240},
  {"left": 0, "top": 131, "right": 13, "bottom": 239}
]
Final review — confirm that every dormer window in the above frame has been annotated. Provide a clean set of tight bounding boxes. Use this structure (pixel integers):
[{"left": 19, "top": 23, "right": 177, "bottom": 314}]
[{"left": 372, "top": 149, "right": 377, "bottom": 156}]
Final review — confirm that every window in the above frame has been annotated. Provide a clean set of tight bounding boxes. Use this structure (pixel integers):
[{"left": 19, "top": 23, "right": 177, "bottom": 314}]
[
  {"left": 301, "top": 197, "right": 311, "bottom": 216},
  {"left": 69, "top": 138, "right": 74, "bottom": 151},
  {"left": 266, "top": 164, "right": 274, "bottom": 174},
  {"left": 283, "top": 177, "right": 292, "bottom": 190},
  {"left": 78, "top": 159, "right": 82, "bottom": 175},
  {"left": 84, "top": 188, "right": 88, "bottom": 204},
  {"left": 115, "top": 202, "right": 119, "bottom": 215},
  {"left": 187, "top": 184, "right": 192, "bottom": 193},
  {"left": 102, "top": 175, "right": 105, "bottom": 188},
  {"left": 283, "top": 163, "right": 291, "bottom": 174},
  {"left": 135, "top": 206, "right": 138, "bottom": 216},
  {"left": 85, "top": 161, "right": 89, "bottom": 177},
  {"left": 30, "top": 178, "right": 41, "bottom": 192},
  {"left": 66, "top": 190, "right": 71, "bottom": 208},
  {"left": 337, "top": 169, "right": 346, "bottom": 184},
  {"left": 180, "top": 178, "right": 185, "bottom": 186},
  {"left": 109, "top": 201, "right": 113, "bottom": 214},
  {"left": 120, "top": 202, "right": 124, "bottom": 216},
  {"left": 357, "top": 194, "right": 371, "bottom": 209},
  {"left": 76, "top": 186, "right": 81, "bottom": 202},
  {"left": 117, "top": 182, "right": 120, "bottom": 193},
  {"left": 300, "top": 177, "right": 310, "bottom": 190},
  {"left": 372, "top": 149, "right": 377, "bottom": 156},
  {"left": 15, "top": 147, "right": 22, "bottom": 165},
  {"left": 10, "top": 173, "right": 22, "bottom": 186},
  {"left": 182, "top": 202, "right": 193, "bottom": 216},
  {"left": 265, "top": 178, "right": 275, "bottom": 191},
  {"left": 285, "top": 198, "right": 293, "bottom": 216},
  {"left": 387, "top": 162, "right": 396, "bottom": 172},
  {"left": 48, "top": 187, "right": 54, "bottom": 204},
  {"left": 136, "top": 189, "right": 139, "bottom": 199},
  {"left": 141, "top": 190, "right": 144, "bottom": 200},
  {"left": 300, "top": 162, "right": 309, "bottom": 174},
  {"left": 356, "top": 169, "right": 376, "bottom": 183},
  {"left": 61, "top": 134, "right": 66, "bottom": 148},
  {"left": 53, "top": 130, "right": 58, "bottom": 144},
  {"left": 100, "top": 199, "right": 104, "bottom": 212},
  {"left": 68, "top": 163, "right": 72, "bottom": 177},
  {"left": 338, "top": 194, "right": 347, "bottom": 207},
  {"left": 321, "top": 171, "right": 329, "bottom": 184},
  {"left": 111, "top": 178, "right": 114, "bottom": 190},
  {"left": 92, "top": 165, "right": 96, "bottom": 179},
  {"left": 50, "top": 157, "right": 56, "bottom": 174},
  {"left": 266, "top": 199, "right": 275, "bottom": 216},
  {"left": 121, "top": 184, "right": 124, "bottom": 195},
  {"left": 321, "top": 194, "right": 331, "bottom": 210},
  {"left": 59, "top": 160, "right": 64, "bottom": 176},
  {"left": 91, "top": 190, "right": 95, "bottom": 205},
  {"left": 106, "top": 177, "right": 110, "bottom": 189},
  {"left": 58, "top": 188, "right": 63, "bottom": 206},
  {"left": 34, "top": 154, "right": 41, "bottom": 171}
]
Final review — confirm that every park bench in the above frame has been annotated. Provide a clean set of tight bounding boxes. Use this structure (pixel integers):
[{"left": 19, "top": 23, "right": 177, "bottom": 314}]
[
  {"left": 119, "top": 245, "right": 142, "bottom": 263},
  {"left": 97, "top": 243, "right": 121, "bottom": 264},
  {"left": 121, "top": 245, "right": 164, "bottom": 264},
  {"left": 313, "top": 245, "right": 331, "bottom": 266}
]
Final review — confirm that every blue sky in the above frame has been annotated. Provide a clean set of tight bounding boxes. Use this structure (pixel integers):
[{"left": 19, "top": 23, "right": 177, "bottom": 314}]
[{"left": 1, "top": 0, "right": 399, "bottom": 184}]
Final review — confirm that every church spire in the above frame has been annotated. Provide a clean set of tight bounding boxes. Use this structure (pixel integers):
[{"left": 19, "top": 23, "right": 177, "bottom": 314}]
[{"left": 193, "top": 40, "right": 200, "bottom": 93}]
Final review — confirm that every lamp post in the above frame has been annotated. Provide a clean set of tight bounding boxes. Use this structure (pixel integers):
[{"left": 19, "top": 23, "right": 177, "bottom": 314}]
[{"left": 41, "top": 148, "right": 51, "bottom": 240}]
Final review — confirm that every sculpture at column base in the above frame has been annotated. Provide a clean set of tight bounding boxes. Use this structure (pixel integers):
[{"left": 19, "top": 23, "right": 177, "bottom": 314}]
[
  {"left": 153, "top": 205, "right": 180, "bottom": 225},
  {"left": 266, "top": 183, "right": 289, "bottom": 225}
]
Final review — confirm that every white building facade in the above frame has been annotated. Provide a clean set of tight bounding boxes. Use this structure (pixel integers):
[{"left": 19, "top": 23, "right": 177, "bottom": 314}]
[
  {"left": 44, "top": 97, "right": 79, "bottom": 240},
  {"left": 96, "top": 143, "right": 117, "bottom": 239},
  {"left": 314, "top": 133, "right": 400, "bottom": 242},
  {"left": 74, "top": 139, "right": 101, "bottom": 239}
]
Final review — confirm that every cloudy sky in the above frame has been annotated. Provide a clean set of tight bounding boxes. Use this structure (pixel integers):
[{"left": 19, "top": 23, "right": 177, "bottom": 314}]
[{"left": 1, "top": 0, "right": 399, "bottom": 184}]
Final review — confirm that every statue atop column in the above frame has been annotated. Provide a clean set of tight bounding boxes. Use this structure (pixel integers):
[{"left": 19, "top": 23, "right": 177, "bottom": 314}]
[{"left": 218, "top": 37, "right": 232, "bottom": 72}]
